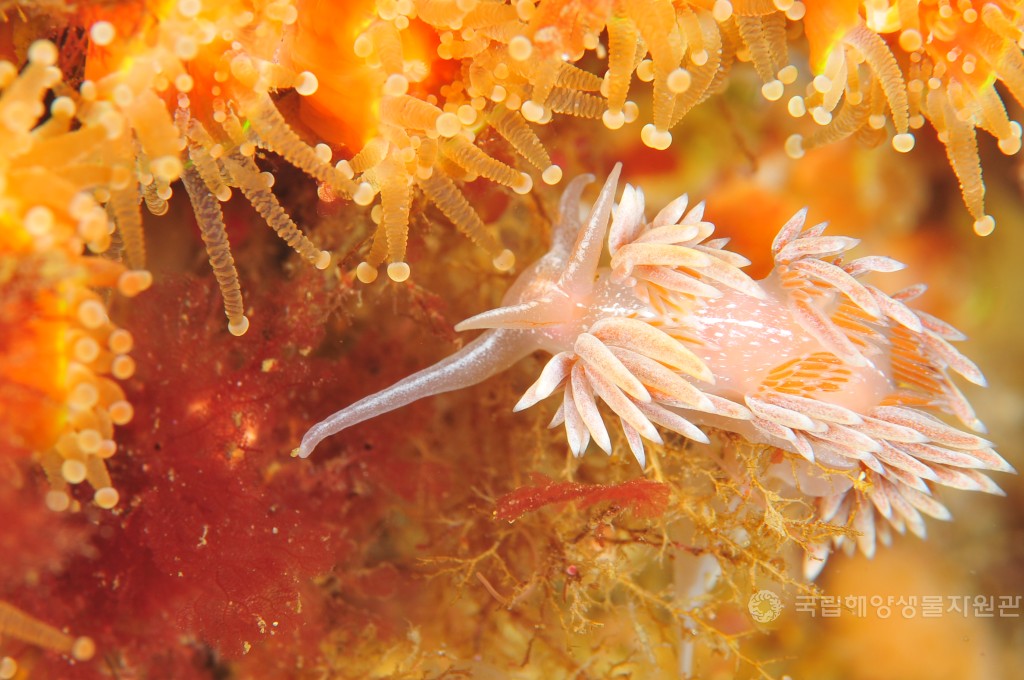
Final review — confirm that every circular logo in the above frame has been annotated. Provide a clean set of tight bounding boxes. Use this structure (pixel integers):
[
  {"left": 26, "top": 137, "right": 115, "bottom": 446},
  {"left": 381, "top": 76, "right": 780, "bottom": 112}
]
[{"left": 748, "top": 590, "right": 783, "bottom": 623}]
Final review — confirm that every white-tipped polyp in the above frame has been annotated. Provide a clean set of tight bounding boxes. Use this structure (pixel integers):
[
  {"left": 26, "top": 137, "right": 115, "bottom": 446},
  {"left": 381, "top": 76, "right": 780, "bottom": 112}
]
[
  {"left": 353, "top": 182, "right": 375, "bottom": 206},
  {"left": 314, "top": 143, "right": 332, "bottom": 163},
  {"left": 28, "top": 40, "right": 58, "bottom": 66},
  {"left": 509, "top": 34, "right": 533, "bottom": 61},
  {"left": 71, "top": 636, "right": 97, "bottom": 662},
  {"left": 521, "top": 100, "right": 544, "bottom": 122},
  {"left": 117, "top": 270, "right": 153, "bottom": 297},
  {"left": 355, "top": 261, "right": 378, "bottom": 283},
  {"left": 623, "top": 102, "right": 639, "bottom": 123},
  {"left": 712, "top": 0, "right": 733, "bottom": 21},
  {"left": 90, "top": 21, "right": 116, "bottom": 46},
  {"left": 973, "top": 215, "right": 995, "bottom": 236},
  {"left": 667, "top": 67, "right": 691, "bottom": 94},
  {"left": 336, "top": 159, "right": 354, "bottom": 179},
  {"left": 228, "top": 315, "right": 250, "bottom": 336},
  {"left": 387, "top": 261, "right": 411, "bottom": 282},
  {"left": 295, "top": 71, "right": 319, "bottom": 96},
  {"left": 641, "top": 124, "right": 672, "bottom": 150},
  {"left": 512, "top": 172, "right": 533, "bottom": 195},
  {"left": 493, "top": 249, "right": 515, "bottom": 271},
  {"left": 542, "top": 165, "right": 562, "bottom": 185},
  {"left": 94, "top": 487, "right": 119, "bottom": 509},
  {"left": 785, "top": 134, "right": 805, "bottom": 159},
  {"left": 998, "top": 136, "right": 1022, "bottom": 155},
  {"left": 435, "top": 111, "right": 461, "bottom": 137},
  {"left": 761, "top": 79, "right": 784, "bottom": 101},
  {"left": 892, "top": 132, "right": 915, "bottom": 153},
  {"left": 383, "top": 73, "right": 408, "bottom": 97},
  {"left": 603, "top": 109, "right": 625, "bottom": 130}
]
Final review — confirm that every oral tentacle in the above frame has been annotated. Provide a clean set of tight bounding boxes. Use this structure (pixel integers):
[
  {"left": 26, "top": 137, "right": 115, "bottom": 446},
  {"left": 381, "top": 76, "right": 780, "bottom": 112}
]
[{"left": 295, "top": 329, "right": 533, "bottom": 458}]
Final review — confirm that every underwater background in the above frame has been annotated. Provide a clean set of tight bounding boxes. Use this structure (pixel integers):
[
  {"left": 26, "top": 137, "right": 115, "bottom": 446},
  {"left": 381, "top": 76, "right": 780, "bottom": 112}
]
[{"left": 0, "top": 1, "right": 1022, "bottom": 678}]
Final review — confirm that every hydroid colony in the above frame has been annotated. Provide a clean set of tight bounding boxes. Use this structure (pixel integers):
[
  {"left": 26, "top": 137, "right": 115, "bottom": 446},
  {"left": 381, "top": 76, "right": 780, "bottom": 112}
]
[{"left": 0, "top": 0, "right": 1019, "bottom": 677}]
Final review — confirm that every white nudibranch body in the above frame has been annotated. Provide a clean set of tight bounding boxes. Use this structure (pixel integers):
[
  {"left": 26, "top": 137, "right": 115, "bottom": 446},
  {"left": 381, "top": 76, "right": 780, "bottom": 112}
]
[{"left": 297, "top": 165, "right": 1013, "bottom": 579}]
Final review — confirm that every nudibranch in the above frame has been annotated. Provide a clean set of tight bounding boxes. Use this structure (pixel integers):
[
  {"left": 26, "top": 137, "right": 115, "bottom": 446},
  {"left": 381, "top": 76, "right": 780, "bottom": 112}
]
[{"left": 296, "top": 165, "right": 1012, "bottom": 578}]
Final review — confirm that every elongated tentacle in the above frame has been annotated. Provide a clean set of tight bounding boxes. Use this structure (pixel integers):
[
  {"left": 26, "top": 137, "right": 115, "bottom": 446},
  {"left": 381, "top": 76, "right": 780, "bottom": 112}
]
[{"left": 295, "top": 329, "right": 534, "bottom": 458}]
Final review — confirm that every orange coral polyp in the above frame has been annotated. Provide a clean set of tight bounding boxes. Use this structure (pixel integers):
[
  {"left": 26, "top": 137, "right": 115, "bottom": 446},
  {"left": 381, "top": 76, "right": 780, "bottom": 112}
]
[
  {"left": 288, "top": 0, "right": 383, "bottom": 148},
  {"left": 81, "top": 2, "right": 151, "bottom": 82},
  {"left": 525, "top": 0, "right": 612, "bottom": 61},
  {"left": 919, "top": 4, "right": 999, "bottom": 90},
  {"left": 400, "top": 18, "right": 446, "bottom": 90},
  {"left": 0, "top": 292, "right": 69, "bottom": 451},
  {"left": 803, "top": 0, "right": 861, "bottom": 73},
  {"left": 0, "top": 229, "right": 70, "bottom": 450}
]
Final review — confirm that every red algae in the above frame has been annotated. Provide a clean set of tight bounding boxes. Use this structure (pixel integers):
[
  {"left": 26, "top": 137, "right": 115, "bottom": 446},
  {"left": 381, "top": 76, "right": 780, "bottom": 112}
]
[
  {"left": 496, "top": 472, "right": 670, "bottom": 521},
  {"left": 5, "top": 254, "right": 482, "bottom": 677},
  {"left": 0, "top": 472, "right": 91, "bottom": 585},
  {"left": 4, "top": 269, "right": 354, "bottom": 676}
]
